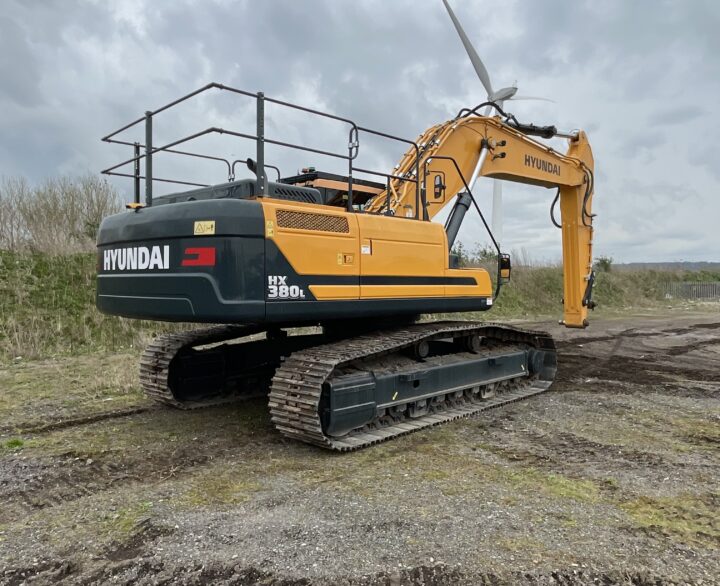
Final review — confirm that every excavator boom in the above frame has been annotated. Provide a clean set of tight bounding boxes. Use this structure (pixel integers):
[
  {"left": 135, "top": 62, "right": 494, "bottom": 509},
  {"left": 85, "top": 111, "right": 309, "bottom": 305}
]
[{"left": 366, "top": 114, "right": 596, "bottom": 327}]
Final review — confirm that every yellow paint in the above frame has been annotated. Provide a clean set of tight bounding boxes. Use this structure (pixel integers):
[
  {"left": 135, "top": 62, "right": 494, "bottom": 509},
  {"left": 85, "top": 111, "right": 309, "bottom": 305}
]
[
  {"left": 260, "top": 199, "right": 493, "bottom": 302},
  {"left": 255, "top": 113, "right": 595, "bottom": 328},
  {"left": 193, "top": 220, "right": 215, "bottom": 235},
  {"left": 309, "top": 285, "right": 359, "bottom": 300},
  {"left": 364, "top": 115, "right": 595, "bottom": 328}
]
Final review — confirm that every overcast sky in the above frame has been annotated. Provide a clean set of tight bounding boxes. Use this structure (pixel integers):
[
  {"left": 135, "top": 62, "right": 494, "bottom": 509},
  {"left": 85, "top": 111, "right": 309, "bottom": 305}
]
[{"left": 1, "top": 0, "right": 719, "bottom": 262}]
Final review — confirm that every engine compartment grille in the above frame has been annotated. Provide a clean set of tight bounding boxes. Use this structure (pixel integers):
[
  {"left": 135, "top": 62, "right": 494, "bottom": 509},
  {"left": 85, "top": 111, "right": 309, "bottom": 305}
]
[{"left": 276, "top": 210, "right": 350, "bottom": 233}]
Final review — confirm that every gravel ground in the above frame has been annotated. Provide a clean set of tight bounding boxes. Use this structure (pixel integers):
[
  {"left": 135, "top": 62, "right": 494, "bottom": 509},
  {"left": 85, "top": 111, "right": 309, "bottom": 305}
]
[{"left": 0, "top": 311, "right": 718, "bottom": 585}]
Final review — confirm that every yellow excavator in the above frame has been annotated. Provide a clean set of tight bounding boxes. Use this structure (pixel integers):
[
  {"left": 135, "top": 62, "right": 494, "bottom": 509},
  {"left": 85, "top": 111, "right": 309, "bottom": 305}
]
[{"left": 96, "top": 3, "right": 595, "bottom": 450}]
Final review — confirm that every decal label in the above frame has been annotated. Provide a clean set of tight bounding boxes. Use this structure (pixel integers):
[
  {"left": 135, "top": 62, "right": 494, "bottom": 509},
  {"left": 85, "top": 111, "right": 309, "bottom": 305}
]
[
  {"left": 193, "top": 220, "right": 215, "bottom": 235},
  {"left": 265, "top": 220, "right": 275, "bottom": 237},
  {"left": 524, "top": 154, "right": 561, "bottom": 176},
  {"left": 267, "top": 275, "right": 306, "bottom": 300},
  {"left": 181, "top": 247, "right": 216, "bottom": 267},
  {"left": 103, "top": 245, "right": 170, "bottom": 271}
]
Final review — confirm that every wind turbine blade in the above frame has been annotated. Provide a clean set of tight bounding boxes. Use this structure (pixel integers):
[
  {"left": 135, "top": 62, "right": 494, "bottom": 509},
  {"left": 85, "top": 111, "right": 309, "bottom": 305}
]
[
  {"left": 510, "top": 95, "right": 556, "bottom": 103},
  {"left": 441, "top": 0, "right": 494, "bottom": 97}
]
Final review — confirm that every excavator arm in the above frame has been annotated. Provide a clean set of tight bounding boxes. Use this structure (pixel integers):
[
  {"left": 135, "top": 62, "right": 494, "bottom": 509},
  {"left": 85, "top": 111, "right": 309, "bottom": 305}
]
[{"left": 366, "top": 115, "right": 596, "bottom": 328}]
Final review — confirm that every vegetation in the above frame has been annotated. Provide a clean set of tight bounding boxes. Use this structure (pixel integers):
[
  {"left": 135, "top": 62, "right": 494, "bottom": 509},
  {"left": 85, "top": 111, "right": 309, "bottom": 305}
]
[
  {"left": 449, "top": 244, "right": 720, "bottom": 320},
  {"left": 0, "top": 250, "right": 184, "bottom": 361},
  {"left": 620, "top": 494, "right": 720, "bottom": 548},
  {"left": 594, "top": 255, "right": 613, "bottom": 273},
  {"left": 0, "top": 174, "right": 123, "bottom": 254},
  {"left": 0, "top": 174, "right": 717, "bottom": 362},
  {"left": 2, "top": 248, "right": 719, "bottom": 362}
]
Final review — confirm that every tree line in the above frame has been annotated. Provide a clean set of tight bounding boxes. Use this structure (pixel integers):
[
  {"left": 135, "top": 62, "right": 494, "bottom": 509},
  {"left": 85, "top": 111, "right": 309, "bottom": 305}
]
[{"left": 0, "top": 174, "right": 123, "bottom": 254}]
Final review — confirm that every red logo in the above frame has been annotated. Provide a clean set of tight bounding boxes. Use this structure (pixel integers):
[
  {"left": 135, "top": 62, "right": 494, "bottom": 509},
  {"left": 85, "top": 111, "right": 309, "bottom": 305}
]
[{"left": 181, "top": 247, "right": 216, "bottom": 267}]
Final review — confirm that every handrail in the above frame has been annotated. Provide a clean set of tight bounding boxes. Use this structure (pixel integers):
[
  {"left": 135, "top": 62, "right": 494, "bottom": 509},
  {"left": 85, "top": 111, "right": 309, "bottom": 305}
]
[
  {"left": 354, "top": 125, "right": 423, "bottom": 219},
  {"left": 101, "top": 81, "right": 421, "bottom": 216},
  {"left": 425, "top": 154, "right": 504, "bottom": 299}
]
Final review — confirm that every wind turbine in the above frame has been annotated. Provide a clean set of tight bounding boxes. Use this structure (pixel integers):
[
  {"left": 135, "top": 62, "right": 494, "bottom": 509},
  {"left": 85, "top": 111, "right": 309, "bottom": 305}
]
[{"left": 441, "top": 0, "right": 552, "bottom": 246}]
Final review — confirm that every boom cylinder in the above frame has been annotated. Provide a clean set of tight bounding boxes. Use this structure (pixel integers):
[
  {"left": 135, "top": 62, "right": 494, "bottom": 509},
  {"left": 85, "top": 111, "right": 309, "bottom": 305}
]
[{"left": 446, "top": 192, "right": 473, "bottom": 250}]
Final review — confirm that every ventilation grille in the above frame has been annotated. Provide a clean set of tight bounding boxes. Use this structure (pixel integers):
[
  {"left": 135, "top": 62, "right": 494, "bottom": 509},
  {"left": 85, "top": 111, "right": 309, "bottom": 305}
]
[
  {"left": 276, "top": 209, "right": 350, "bottom": 233},
  {"left": 272, "top": 186, "right": 318, "bottom": 203}
]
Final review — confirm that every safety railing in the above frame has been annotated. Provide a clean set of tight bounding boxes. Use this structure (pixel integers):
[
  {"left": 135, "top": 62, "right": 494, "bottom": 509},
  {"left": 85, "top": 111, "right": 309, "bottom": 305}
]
[
  {"left": 101, "top": 82, "right": 426, "bottom": 217},
  {"left": 662, "top": 281, "right": 720, "bottom": 300}
]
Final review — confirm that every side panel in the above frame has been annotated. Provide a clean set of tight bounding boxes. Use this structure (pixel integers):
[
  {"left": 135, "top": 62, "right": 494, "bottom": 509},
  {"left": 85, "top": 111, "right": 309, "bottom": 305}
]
[
  {"left": 356, "top": 214, "right": 447, "bottom": 298},
  {"left": 262, "top": 200, "right": 360, "bottom": 301},
  {"left": 262, "top": 200, "right": 494, "bottom": 320},
  {"left": 445, "top": 268, "right": 493, "bottom": 297},
  {"left": 96, "top": 199, "right": 266, "bottom": 322}
]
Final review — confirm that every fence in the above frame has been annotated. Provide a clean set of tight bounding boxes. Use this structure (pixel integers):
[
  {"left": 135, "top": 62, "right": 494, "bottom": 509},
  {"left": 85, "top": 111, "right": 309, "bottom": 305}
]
[{"left": 662, "top": 281, "right": 720, "bottom": 300}]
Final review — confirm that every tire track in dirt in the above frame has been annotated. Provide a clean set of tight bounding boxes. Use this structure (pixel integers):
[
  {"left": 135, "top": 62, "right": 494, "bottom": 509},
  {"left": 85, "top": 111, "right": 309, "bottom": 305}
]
[
  {"left": 2, "top": 557, "right": 705, "bottom": 586},
  {"left": 0, "top": 435, "right": 231, "bottom": 524},
  {"left": 15, "top": 406, "right": 154, "bottom": 435}
]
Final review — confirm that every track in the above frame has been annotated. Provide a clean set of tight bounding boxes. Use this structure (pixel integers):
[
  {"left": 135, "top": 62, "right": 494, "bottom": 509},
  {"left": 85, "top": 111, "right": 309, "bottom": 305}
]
[
  {"left": 139, "top": 324, "right": 271, "bottom": 408},
  {"left": 139, "top": 321, "right": 556, "bottom": 450},
  {"left": 269, "top": 321, "right": 556, "bottom": 451}
]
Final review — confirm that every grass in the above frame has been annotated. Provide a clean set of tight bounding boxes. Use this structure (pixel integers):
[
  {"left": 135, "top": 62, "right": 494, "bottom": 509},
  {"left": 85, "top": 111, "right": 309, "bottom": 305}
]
[
  {"left": 180, "top": 472, "right": 263, "bottom": 507},
  {"left": 103, "top": 501, "right": 154, "bottom": 537},
  {"left": 0, "top": 251, "right": 184, "bottom": 362},
  {"left": 0, "top": 352, "right": 148, "bottom": 434},
  {"left": 2, "top": 250, "right": 718, "bottom": 362},
  {"left": 620, "top": 494, "right": 720, "bottom": 548},
  {"left": 2, "top": 438, "right": 24, "bottom": 450}
]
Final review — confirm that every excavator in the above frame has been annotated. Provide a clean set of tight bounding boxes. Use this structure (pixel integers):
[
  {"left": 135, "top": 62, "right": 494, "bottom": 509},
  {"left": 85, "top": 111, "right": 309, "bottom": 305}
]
[{"left": 96, "top": 3, "right": 596, "bottom": 451}]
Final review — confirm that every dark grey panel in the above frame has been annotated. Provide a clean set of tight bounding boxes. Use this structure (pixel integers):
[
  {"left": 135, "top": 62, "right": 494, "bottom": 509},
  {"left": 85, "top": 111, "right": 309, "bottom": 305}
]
[
  {"left": 152, "top": 179, "right": 322, "bottom": 206},
  {"left": 97, "top": 273, "right": 265, "bottom": 322},
  {"left": 97, "top": 198, "right": 264, "bottom": 246}
]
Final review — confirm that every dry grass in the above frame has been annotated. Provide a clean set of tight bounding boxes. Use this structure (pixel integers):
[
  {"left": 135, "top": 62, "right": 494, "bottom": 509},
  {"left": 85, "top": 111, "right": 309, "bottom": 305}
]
[
  {"left": 3, "top": 247, "right": 716, "bottom": 362},
  {"left": 0, "top": 174, "right": 123, "bottom": 254},
  {"left": 0, "top": 251, "right": 185, "bottom": 361}
]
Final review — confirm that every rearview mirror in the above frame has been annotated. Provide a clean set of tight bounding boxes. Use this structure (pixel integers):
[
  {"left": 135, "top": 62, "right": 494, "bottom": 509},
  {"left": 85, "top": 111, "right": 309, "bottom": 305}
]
[
  {"left": 433, "top": 174, "right": 446, "bottom": 200},
  {"left": 499, "top": 254, "right": 512, "bottom": 283}
]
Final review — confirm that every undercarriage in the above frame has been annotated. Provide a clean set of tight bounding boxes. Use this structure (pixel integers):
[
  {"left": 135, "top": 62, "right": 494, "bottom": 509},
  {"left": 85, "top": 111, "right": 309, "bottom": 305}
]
[{"left": 140, "top": 321, "right": 557, "bottom": 450}]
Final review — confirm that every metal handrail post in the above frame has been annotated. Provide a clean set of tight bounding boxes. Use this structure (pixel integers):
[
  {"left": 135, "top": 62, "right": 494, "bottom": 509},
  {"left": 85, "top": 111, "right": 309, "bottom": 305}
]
[
  {"left": 144, "top": 112, "right": 153, "bottom": 206},
  {"left": 133, "top": 142, "right": 141, "bottom": 204},
  {"left": 347, "top": 127, "right": 359, "bottom": 212},
  {"left": 415, "top": 154, "right": 420, "bottom": 220},
  {"left": 256, "top": 92, "right": 267, "bottom": 195}
]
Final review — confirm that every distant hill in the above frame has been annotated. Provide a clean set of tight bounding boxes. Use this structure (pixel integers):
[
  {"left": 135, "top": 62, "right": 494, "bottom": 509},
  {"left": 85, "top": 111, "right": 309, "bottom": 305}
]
[{"left": 615, "top": 262, "right": 720, "bottom": 272}]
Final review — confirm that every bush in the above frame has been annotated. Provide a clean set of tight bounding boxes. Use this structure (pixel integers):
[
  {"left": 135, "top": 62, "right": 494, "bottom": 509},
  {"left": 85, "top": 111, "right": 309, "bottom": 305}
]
[
  {"left": 0, "top": 174, "right": 123, "bottom": 254},
  {"left": 595, "top": 255, "right": 613, "bottom": 273}
]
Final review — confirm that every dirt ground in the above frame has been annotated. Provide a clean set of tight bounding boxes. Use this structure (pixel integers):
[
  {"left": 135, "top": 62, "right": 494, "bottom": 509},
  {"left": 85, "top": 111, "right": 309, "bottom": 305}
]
[{"left": 0, "top": 310, "right": 718, "bottom": 585}]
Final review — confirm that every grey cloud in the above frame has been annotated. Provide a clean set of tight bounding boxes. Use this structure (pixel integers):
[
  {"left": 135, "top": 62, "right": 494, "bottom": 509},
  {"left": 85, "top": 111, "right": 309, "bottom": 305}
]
[
  {"left": 0, "top": 17, "right": 42, "bottom": 106},
  {"left": 0, "top": 0, "right": 718, "bottom": 262}
]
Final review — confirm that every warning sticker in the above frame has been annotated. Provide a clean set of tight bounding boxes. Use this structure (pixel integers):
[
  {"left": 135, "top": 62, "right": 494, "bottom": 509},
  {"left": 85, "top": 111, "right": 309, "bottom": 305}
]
[{"left": 193, "top": 220, "right": 215, "bottom": 235}]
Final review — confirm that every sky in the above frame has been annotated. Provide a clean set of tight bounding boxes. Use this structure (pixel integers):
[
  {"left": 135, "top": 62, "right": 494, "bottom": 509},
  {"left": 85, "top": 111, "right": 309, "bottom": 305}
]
[{"left": 1, "top": 0, "right": 719, "bottom": 263}]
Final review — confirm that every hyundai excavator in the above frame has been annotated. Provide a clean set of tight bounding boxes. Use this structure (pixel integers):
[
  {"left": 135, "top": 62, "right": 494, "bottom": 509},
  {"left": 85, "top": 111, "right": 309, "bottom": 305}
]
[{"left": 96, "top": 6, "right": 596, "bottom": 451}]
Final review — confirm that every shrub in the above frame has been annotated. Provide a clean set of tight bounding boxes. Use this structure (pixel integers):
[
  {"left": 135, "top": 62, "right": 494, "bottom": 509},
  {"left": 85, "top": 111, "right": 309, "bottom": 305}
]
[{"left": 0, "top": 174, "right": 123, "bottom": 254}]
